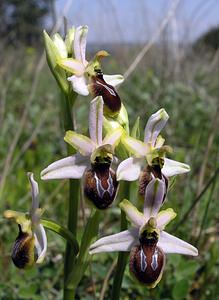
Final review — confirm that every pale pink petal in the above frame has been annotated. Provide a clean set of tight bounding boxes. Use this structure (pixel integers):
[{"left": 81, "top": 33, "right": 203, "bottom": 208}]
[
  {"left": 74, "top": 25, "right": 88, "bottom": 66},
  {"left": 156, "top": 208, "right": 177, "bottom": 230},
  {"left": 144, "top": 178, "right": 166, "bottom": 220},
  {"left": 116, "top": 157, "right": 145, "bottom": 181},
  {"left": 102, "top": 127, "right": 123, "bottom": 150},
  {"left": 68, "top": 75, "right": 89, "bottom": 96},
  {"left": 120, "top": 199, "right": 146, "bottom": 227},
  {"left": 27, "top": 173, "right": 41, "bottom": 226},
  {"left": 58, "top": 58, "right": 85, "bottom": 75},
  {"left": 162, "top": 158, "right": 190, "bottom": 177},
  {"left": 41, "top": 154, "right": 89, "bottom": 180},
  {"left": 144, "top": 109, "right": 169, "bottom": 147},
  {"left": 158, "top": 231, "right": 198, "bottom": 256},
  {"left": 27, "top": 173, "right": 39, "bottom": 214},
  {"left": 64, "top": 131, "right": 96, "bottom": 156},
  {"left": 122, "top": 136, "right": 149, "bottom": 157},
  {"left": 89, "top": 96, "right": 103, "bottom": 145},
  {"left": 89, "top": 228, "right": 139, "bottom": 254}
]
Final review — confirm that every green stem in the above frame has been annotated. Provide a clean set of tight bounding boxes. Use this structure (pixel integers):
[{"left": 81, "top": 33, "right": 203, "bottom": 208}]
[
  {"left": 111, "top": 182, "right": 129, "bottom": 300},
  {"left": 41, "top": 219, "right": 79, "bottom": 255},
  {"left": 111, "top": 210, "right": 128, "bottom": 300},
  {"left": 67, "top": 209, "right": 101, "bottom": 289},
  {"left": 61, "top": 90, "right": 80, "bottom": 300},
  {"left": 195, "top": 168, "right": 218, "bottom": 246}
]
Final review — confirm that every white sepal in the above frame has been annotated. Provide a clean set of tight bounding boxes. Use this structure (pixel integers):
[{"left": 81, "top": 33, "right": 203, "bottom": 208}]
[
  {"left": 103, "top": 74, "right": 124, "bottom": 87},
  {"left": 158, "top": 231, "right": 198, "bottom": 256},
  {"left": 116, "top": 157, "right": 144, "bottom": 181},
  {"left": 89, "top": 228, "right": 139, "bottom": 254},
  {"left": 74, "top": 25, "right": 88, "bottom": 66},
  {"left": 143, "top": 178, "right": 165, "bottom": 220},
  {"left": 89, "top": 96, "right": 103, "bottom": 145},
  {"left": 144, "top": 108, "right": 169, "bottom": 147},
  {"left": 34, "top": 224, "right": 48, "bottom": 263},
  {"left": 28, "top": 172, "right": 39, "bottom": 213},
  {"left": 41, "top": 154, "right": 89, "bottom": 180},
  {"left": 162, "top": 158, "right": 190, "bottom": 177},
  {"left": 67, "top": 75, "right": 89, "bottom": 96}
]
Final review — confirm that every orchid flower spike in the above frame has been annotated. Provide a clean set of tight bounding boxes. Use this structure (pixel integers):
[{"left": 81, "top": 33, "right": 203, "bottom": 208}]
[
  {"left": 4, "top": 173, "right": 47, "bottom": 269},
  {"left": 58, "top": 25, "right": 124, "bottom": 116},
  {"left": 117, "top": 108, "right": 190, "bottom": 199},
  {"left": 89, "top": 178, "right": 198, "bottom": 288},
  {"left": 41, "top": 96, "right": 124, "bottom": 209}
]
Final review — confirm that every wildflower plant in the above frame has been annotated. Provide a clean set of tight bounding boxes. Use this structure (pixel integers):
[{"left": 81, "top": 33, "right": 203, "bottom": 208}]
[{"left": 4, "top": 24, "right": 198, "bottom": 300}]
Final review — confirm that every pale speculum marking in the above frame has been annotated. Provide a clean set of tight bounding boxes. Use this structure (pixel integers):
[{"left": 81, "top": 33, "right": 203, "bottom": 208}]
[
  {"left": 94, "top": 170, "right": 114, "bottom": 199},
  {"left": 151, "top": 248, "right": 159, "bottom": 271},
  {"left": 140, "top": 248, "right": 147, "bottom": 272}
]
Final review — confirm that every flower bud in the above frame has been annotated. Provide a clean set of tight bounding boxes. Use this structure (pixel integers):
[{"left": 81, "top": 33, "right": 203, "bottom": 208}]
[
  {"left": 130, "top": 243, "right": 165, "bottom": 288},
  {"left": 12, "top": 225, "right": 35, "bottom": 269},
  {"left": 53, "top": 33, "right": 67, "bottom": 59},
  {"left": 84, "top": 161, "right": 118, "bottom": 209},
  {"left": 65, "top": 26, "right": 75, "bottom": 56}
]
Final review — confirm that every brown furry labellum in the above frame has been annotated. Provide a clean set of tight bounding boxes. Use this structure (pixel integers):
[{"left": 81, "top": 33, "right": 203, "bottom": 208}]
[
  {"left": 12, "top": 225, "right": 35, "bottom": 269},
  {"left": 90, "top": 71, "right": 121, "bottom": 115},
  {"left": 129, "top": 243, "right": 165, "bottom": 287},
  {"left": 139, "top": 165, "right": 168, "bottom": 202},
  {"left": 84, "top": 163, "right": 118, "bottom": 209}
]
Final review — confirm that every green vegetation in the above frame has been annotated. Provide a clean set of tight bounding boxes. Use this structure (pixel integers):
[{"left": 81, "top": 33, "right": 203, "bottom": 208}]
[{"left": 0, "top": 37, "right": 219, "bottom": 299}]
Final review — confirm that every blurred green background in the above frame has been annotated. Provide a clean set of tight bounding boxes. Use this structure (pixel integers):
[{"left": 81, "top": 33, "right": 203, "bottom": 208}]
[{"left": 0, "top": 0, "right": 219, "bottom": 299}]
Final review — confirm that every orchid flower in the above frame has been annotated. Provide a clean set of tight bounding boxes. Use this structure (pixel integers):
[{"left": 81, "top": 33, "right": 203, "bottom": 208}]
[
  {"left": 41, "top": 96, "right": 123, "bottom": 209},
  {"left": 58, "top": 25, "right": 124, "bottom": 116},
  {"left": 4, "top": 173, "right": 47, "bottom": 269},
  {"left": 89, "top": 178, "right": 198, "bottom": 288},
  {"left": 117, "top": 108, "right": 190, "bottom": 199}
]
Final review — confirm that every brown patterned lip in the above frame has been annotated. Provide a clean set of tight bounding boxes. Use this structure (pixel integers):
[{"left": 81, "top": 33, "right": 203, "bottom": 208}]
[
  {"left": 139, "top": 165, "right": 168, "bottom": 202},
  {"left": 11, "top": 225, "right": 35, "bottom": 269},
  {"left": 91, "top": 74, "right": 121, "bottom": 114},
  {"left": 84, "top": 163, "right": 118, "bottom": 209},
  {"left": 130, "top": 244, "right": 165, "bottom": 286}
]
